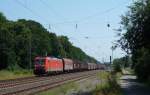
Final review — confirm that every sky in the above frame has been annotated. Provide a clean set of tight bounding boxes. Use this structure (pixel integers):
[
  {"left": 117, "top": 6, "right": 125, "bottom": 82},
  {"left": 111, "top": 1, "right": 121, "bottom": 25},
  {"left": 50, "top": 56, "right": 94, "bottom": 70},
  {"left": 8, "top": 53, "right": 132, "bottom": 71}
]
[{"left": 0, "top": 0, "right": 133, "bottom": 62}]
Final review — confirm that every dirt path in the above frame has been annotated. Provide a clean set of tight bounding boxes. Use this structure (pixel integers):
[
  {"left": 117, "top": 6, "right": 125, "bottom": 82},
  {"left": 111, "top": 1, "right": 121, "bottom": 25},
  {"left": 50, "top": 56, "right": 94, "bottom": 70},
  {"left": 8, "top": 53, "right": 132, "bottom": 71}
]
[{"left": 120, "top": 75, "right": 150, "bottom": 95}]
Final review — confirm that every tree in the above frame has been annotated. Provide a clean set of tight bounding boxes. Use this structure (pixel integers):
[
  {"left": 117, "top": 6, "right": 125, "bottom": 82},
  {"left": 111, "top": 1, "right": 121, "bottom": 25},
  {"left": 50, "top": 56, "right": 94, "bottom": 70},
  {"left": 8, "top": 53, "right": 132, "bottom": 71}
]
[
  {"left": 118, "top": 0, "right": 150, "bottom": 81},
  {"left": 134, "top": 48, "right": 150, "bottom": 81}
]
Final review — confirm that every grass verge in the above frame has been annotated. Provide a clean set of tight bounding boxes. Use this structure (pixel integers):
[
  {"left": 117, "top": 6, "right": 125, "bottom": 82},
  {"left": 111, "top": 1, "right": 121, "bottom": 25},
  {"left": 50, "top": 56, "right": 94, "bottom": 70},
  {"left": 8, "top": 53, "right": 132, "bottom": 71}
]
[
  {"left": 93, "top": 71, "right": 122, "bottom": 95},
  {"left": 37, "top": 81, "right": 77, "bottom": 95},
  {"left": 0, "top": 69, "right": 34, "bottom": 80}
]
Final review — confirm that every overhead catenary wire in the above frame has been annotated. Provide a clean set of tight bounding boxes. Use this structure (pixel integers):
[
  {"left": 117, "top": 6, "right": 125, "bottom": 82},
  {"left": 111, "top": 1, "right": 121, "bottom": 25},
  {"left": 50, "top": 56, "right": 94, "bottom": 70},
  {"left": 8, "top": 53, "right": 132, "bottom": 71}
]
[
  {"left": 52, "top": 0, "right": 131, "bottom": 26},
  {"left": 15, "top": 0, "right": 49, "bottom": 23},
  {"left": 39, "top": 0, "right": 67, "bottom": 21},
  {"left": 16, "top": 0, "right": 131, "bottom": 35},
  {"left": 78, "top": 0, "right": 131, "bottom": 24},
  {"left": 15, "top": 0, "right": 64, "bottom": 34},
  {"left": 14, "top": 0, "right": 130, "bottom": 38},
  {"left": 15, "top": 0, "right": 131, "bottom": 32},
  {"left": 39, "top": 0, "right": 67, "bottom": 33}
]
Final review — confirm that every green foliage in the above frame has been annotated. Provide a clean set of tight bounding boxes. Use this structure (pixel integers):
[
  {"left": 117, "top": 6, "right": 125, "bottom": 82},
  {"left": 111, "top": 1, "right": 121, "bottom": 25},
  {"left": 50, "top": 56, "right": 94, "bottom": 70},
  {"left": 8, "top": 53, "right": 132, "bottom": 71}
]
[
  {"left": 135, "top": 48, "right": 150, "bottom": 81},
  {"left": 0, "top": 12, "right": 6, "bottom": 24},
  {"left": 113, "top": 56, "right": 131, "bottom": 73},
  {"left": 58, "top": 36, "right": 98, "bottom": 62},
  {"left": 94, "top": 72, "right": 122, "bottom": 95},
  {"left": 118, "top": 0, "right": 150, "bottom": 81},
  {"left": 0, "top": 12, "right": 99, "bottom": 70},
  {"left": 113, "top": 59, "right": 122, "bottom": 73}
]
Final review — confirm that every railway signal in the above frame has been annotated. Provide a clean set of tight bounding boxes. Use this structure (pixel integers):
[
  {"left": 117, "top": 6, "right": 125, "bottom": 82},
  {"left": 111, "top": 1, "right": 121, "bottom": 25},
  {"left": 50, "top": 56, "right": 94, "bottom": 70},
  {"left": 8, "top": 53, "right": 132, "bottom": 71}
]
[{"left": 107, "top": 23, "right": 110, "bottom": 28}]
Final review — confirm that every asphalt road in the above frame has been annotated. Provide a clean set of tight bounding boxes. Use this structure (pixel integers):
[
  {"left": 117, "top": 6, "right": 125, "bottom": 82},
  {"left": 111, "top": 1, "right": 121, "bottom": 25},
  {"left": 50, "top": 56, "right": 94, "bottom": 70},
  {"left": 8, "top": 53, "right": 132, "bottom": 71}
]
[{"left": 120, "top": 75, "right": 150, "bottom": 95}]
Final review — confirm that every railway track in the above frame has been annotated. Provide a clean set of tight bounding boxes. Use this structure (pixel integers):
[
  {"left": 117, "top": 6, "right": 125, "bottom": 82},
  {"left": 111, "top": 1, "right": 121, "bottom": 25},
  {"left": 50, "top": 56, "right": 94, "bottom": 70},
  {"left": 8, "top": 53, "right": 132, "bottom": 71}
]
[
  {"left": 0, "top": 70, "right": 100, "bottom": 95},
  {"left": 0, "top": 71, "right": 96, "bottom": 88},
  {"left": 0, "top": 73, "right": 72, "bottom": 88}
]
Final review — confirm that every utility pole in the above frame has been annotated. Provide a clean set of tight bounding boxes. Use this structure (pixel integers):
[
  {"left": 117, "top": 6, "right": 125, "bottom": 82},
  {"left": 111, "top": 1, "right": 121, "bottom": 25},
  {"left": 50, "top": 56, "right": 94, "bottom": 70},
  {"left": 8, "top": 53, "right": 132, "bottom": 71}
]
[
  {"left": 110, "top": 56, "right": 111, "bottom": 64},
  {"left": 29, "top": 32, "right": 32, "bottom": 71},
  {"left": 75, "top": 24, "right": 78, "bottom": 32},
  {"left": 111, "top": 46, "right": 115, "bottom": 63}
]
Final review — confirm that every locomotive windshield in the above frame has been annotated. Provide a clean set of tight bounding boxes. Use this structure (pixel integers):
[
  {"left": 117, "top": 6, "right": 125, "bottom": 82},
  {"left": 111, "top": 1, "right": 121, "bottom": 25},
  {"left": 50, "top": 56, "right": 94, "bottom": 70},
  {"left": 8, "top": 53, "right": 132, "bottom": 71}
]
[{"left": 35, "top": 59, "right": 45, "bottom": 65}]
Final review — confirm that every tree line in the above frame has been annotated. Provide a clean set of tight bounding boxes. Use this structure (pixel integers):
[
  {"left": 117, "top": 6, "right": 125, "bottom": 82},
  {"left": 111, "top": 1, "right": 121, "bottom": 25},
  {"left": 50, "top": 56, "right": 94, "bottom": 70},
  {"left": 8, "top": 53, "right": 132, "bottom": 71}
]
[
  {"left": 0, "top": 12, "right": 99, "bottom": 70},
  {"left": 117, "top": 0, "right": 150, "bottom": 82}
]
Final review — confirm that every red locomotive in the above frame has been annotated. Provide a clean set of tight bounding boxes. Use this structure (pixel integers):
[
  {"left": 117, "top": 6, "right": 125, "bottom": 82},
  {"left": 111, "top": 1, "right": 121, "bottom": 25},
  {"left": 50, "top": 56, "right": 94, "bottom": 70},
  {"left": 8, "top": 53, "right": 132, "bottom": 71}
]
[{"left": 34, "top": 56, "right": 104, "bottom": 75}]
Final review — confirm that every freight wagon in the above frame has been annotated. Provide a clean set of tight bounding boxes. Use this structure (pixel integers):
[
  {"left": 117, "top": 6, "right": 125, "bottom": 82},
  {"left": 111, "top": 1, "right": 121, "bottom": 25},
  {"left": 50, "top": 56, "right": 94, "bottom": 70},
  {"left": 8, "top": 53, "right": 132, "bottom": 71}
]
[
  {"left": 62, "top": 58, "right": 73, "bottom": 72},
  {"left": 88, "top": 63, "right": 97, "bottom": 70},
  {"left": 72, "top": 60, "right": 80, "bottom": 71}
]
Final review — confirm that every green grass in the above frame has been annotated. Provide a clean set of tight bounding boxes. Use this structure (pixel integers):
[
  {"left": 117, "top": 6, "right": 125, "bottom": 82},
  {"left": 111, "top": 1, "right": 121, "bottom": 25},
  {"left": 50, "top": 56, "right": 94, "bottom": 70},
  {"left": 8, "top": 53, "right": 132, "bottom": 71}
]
[
  {"left": 97, "top": 71, "right": 110, "bottom": 80},
  {"left": 116, "top": 72, "right": 122, "bottom": 79},
  {"left": 93, "top": 71, "right": 123, "bottom": 95},
  {"left": 37, "top": 81, "right": 77, "bottom": 95},
  {"left": 0, "top": 69, "right": 34, "bottom": 80}
]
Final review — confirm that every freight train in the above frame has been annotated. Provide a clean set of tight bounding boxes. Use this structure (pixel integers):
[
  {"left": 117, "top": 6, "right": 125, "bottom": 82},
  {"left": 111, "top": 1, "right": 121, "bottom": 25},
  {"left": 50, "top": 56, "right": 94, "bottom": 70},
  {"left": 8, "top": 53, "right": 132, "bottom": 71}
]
[{"left": 34, "top": 56, "right": 105, "bottom": 75}]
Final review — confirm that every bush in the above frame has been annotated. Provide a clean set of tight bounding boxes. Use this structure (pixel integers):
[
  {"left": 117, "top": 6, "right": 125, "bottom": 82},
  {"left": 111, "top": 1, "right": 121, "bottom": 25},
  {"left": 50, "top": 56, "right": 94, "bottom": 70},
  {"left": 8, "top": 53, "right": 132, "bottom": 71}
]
[
  {"left": 94, "top": 72, "right": 122, "bottom": 95},
  {"left": 113, "top": 59, "right": 122, "bottom": 73},
  {"left": 135, "top": 48, "right": 150, "bottom": 81}
]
